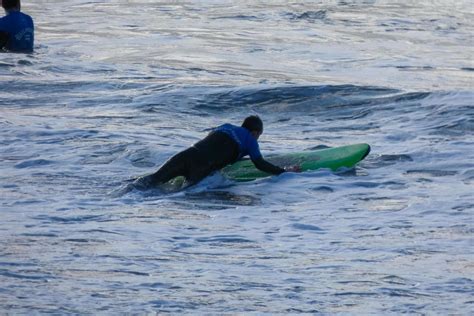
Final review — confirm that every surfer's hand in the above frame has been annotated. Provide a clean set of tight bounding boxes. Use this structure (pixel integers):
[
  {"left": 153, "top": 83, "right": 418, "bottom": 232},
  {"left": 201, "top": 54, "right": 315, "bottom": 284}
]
[{"left": 284, "top": 165, "right": 301, "bottom": 172}]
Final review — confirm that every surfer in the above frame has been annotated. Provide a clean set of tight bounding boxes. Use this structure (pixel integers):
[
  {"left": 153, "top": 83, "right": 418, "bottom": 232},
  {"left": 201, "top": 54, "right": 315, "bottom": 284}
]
[
  {"left": 0, "top": 0, "right": 34, "bottom": 52},
  {"left": 133, "top": 115, "right": 300, "bottom": 189}
]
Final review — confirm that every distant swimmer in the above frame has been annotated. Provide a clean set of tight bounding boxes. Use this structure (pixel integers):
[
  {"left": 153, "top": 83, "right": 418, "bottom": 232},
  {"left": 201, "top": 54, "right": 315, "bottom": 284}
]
[
  {"left": 0, "top": 0, "right": 34, "bottom": 52},
  {"left": 133, "top": 115, "right": 301, "bottom": 190}
]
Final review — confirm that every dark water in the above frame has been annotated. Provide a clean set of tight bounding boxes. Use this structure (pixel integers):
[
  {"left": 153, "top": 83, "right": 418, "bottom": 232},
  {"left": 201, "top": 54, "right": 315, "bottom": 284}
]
[{"left": 1, "top": 0, "right": 473, "bottom": 314}]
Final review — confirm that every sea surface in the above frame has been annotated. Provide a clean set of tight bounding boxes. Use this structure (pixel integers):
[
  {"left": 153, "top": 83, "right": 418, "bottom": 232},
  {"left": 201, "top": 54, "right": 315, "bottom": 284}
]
[{"left": 1, "top": 0, "right": 473, "bottom": 314}]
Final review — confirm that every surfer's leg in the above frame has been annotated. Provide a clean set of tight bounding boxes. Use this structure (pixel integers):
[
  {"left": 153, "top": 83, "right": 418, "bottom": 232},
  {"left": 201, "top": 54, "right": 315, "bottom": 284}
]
[
  {"left": 186, "top": 167, "right": 214, "bottom": 187},
  {"left": 150, "top": 150, "right": 194, "bottom": 185},
  {"left": 133, "top": 149, "right": 192, "bottom": 189}
]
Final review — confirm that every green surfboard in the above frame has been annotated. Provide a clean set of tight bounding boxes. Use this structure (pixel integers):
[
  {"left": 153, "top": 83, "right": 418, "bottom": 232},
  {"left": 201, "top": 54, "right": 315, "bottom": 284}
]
[{"left": 221, "top": 143, "right": 371, "bottom": 181}]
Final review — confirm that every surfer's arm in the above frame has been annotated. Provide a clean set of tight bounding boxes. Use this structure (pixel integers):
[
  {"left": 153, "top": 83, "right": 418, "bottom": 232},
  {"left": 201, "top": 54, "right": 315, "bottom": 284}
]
[
  {"left": 0, "top": 32, "right": 7, "bottom": 49},
  {"left": 251, "top": 157, "right": 285, "bottom": 175}
]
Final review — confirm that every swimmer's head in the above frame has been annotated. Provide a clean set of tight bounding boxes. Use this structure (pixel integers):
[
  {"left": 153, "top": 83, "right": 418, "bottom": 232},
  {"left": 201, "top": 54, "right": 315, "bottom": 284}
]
[
  {"left": 242, "top": 115, "right": 263, "bottom": 139},
  {"left": 2, "top": 0, "right": 20, "bottom": 11}
]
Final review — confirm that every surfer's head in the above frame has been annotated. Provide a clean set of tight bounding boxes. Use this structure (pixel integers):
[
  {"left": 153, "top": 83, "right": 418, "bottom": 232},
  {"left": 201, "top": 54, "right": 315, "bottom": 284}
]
[
  {"left": 242, "top": 115, "right": 263, "bottom": 140},
  {"left": 2, "top": 0, "right": 20, "bottom": 11}
]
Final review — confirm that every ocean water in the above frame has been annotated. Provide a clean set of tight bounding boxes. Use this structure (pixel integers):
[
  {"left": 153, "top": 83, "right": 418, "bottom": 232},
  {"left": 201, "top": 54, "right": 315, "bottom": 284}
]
[{"left": 1, "top": 0, "right": 473, "bottom": 314}]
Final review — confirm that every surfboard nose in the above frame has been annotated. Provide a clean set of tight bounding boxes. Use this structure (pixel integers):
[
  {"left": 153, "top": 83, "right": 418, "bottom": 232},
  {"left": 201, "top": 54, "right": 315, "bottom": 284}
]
[{"left": 361, "top": 144, "right": 371, "bottom": 160}]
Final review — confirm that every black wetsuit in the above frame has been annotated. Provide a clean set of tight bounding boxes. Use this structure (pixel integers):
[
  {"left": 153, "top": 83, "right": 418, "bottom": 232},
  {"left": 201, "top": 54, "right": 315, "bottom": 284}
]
[{"left": 136, "top": 130, "right": 284, "bottom": 188}]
